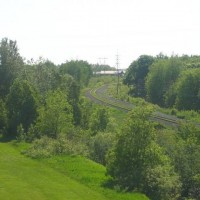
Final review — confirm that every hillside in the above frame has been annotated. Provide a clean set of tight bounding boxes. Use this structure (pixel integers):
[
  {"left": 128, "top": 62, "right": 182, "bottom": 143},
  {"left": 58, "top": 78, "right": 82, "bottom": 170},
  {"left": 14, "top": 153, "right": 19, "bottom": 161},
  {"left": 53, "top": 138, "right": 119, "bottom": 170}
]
[{"left": 0, "top": 142, "right": 148, "bottom": 200}]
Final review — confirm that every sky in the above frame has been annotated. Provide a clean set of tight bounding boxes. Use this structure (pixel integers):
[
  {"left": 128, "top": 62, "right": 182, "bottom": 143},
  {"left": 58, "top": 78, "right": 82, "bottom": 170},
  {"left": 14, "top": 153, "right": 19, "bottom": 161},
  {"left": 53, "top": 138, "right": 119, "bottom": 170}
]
[{"left": 0, "top": 0, "right": 200, "bottom": 68}]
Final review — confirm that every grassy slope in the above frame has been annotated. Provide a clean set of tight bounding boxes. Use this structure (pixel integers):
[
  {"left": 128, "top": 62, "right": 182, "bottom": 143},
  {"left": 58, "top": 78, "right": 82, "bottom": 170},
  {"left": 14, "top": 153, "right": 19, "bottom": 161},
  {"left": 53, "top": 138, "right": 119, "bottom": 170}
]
[
  {"left": 0, "top": 142, "right": 149, "bottom": 200},
  {"left": 0, "top": 142, "right": 107, "bottom": 200},
  {"left": 42, "top": 156, "right": 148, "bottom": 200}
]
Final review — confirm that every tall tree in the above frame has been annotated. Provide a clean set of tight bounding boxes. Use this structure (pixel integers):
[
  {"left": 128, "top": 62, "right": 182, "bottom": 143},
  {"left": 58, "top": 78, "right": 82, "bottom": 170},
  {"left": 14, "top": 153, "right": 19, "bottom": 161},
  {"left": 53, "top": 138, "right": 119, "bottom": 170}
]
[
  {"left": 106, "top": 106, "right": 181, "bottom": 199},
  {"left": 123, "top": 55, "right": 154, "bottom": 97},
  {"left": 58, "top": 74, "right": 81, "bottom": 125},
  {"left": 7, "top": 79, "right": 38, "bottom": 135},
  {"left": 0, "top": 38, "right": 23, "bottom": 97}
]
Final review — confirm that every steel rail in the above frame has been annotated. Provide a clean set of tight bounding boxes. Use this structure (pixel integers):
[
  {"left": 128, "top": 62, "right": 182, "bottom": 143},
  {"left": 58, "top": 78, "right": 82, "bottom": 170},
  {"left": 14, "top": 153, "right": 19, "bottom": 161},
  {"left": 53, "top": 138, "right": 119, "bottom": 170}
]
[{"left": 89, "top": 87, "right": 180, "bottom": 126}]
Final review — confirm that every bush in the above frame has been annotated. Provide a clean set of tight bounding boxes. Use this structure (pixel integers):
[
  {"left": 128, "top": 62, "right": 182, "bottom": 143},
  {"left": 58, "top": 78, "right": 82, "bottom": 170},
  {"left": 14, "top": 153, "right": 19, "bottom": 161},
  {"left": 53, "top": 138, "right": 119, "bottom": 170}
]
[
  {"left": 145, "top": 164, "right": 181, "bottom": 200},
  {"left": 24, "top": 135, "right": 89, "bottom": 158},
  {"left": 89, "top": 132, "right": 116, "bottom": 165}
]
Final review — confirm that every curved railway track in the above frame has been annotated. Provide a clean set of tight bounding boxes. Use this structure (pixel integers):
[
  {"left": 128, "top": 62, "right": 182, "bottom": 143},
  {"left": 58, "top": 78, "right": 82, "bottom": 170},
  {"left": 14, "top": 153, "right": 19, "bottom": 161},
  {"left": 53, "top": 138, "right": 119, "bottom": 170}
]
[{"left": 86, "top": 85, "right": 200, "bottom": 127}]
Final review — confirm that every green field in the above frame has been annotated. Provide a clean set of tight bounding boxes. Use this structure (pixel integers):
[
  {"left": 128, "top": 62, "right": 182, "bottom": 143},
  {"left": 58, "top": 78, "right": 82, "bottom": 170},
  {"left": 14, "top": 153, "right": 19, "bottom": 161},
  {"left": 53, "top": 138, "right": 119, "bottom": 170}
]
[{"left": 0, "top": 142, "right": 149, "bottom": 200}]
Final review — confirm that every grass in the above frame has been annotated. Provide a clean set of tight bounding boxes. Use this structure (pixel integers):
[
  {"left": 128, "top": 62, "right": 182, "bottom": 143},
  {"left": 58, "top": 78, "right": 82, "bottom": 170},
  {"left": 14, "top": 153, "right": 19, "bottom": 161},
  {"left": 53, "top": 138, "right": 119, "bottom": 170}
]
[
  {"left": 41, "top": 155, "right": 148, "bottom": 200},
  {"left": 0, "top": 141, "right": 149, "bottom": 200},
  {"left": 0, "top": 142, "right": 108, "bottom": 200}
]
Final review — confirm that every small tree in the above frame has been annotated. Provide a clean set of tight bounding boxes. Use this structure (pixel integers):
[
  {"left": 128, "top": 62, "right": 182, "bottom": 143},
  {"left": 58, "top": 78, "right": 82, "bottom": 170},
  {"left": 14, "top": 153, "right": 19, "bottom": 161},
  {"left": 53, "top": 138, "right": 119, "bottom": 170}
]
[
  {"left": 89, "top": 132, "right": 116, "bottom": 165},
  {"left": 35, "top": 90, "right": 73, "bottom": 138},
  {"left": 89, "top": 107, "right": 109, "bottom": 135}
]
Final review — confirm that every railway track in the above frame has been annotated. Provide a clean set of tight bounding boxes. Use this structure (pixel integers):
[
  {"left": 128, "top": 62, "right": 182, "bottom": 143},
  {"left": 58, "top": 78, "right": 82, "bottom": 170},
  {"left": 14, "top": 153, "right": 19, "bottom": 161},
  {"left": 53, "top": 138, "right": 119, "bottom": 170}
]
[{"left": 86, "top": 85, "right": 186, "bottom": 127}]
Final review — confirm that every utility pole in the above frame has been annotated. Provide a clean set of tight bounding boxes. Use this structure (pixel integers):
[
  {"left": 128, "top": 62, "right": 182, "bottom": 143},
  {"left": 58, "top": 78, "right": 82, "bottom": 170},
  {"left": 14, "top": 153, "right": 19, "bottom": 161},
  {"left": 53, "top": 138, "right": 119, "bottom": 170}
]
[{"left": 116, "top": 53, "right": 120, "bottom": 95}]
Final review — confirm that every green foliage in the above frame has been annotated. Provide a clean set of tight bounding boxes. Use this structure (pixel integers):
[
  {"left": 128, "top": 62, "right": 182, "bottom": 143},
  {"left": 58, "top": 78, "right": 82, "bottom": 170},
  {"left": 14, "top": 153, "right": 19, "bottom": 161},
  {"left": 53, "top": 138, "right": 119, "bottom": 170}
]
[
  {"left": 22, "top": 58, "right": 59, "bottom": 95},
  {"left": 146, "top": 58, "right": 182, "bottom": 106},
  {"left": 124, "top": 55, "right": 154, "bottom": 97},
  {"left": 0, "top": 38, "right": 24, "bottom": 97},
  {"left": 42, "top": 154, "right": 149, "bottom": 200},
  {"left": 24, "top": 135, "right": 89, "bottom": 158},
  {"left": 89, "top": 132, "right": 116, "bottom": 165},
  {"left": 7, "top": 79, "right": 38, "bottom": 135},
  {"left": 106, "top": 106, "right": 181, "bottom": 199},
  {"left": 89, "top": 107, "right": 109, "bottom": 135},
  {"left": 60, "top": 60, "right": 92, "bottom": 87},
  {"left": 79, "top": 97, "right": 93, "bottom": 129},
  {"left": 58, "top": 74, "right": 81, "bottom": 125},
  {"left": 34, "top": 90, "right": 73, "bottom": 138},
  {"left": 16, "top": 124, "right": 26, "bottom": 142},
  {"left": 175, "top": 68, "right": 200, "bottom": 110},
  {"left": 173, "top": 136, "right": 200, "bottom": 199},
  {"left": 91, "top": 64, "right": 116, "bottom": 72},
  {"left": 144, "top": 164, "right": 181, "bottom": 200},
  {"left": 0, "top": 99, "right": 8, "bottom": 134},
  {"left": 59, "top": 74, "right": 80, "bottom": 103},
  {"left": 106, "top": 106, "right": 156, "bottom": 189},
  {"left": 157, "top": 124, "right": 200, "bottom": 199}
]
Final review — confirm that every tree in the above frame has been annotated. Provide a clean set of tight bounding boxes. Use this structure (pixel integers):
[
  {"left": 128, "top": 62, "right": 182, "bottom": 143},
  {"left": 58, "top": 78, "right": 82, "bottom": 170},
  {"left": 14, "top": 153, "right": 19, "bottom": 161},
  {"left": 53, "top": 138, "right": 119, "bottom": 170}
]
[
  {"left": 89, "top": 132, "right": 116, "bottom": 165},
  {"left": 59, "top": 60, "right": 92, "bottom": 87},
  {"left": 22, "top": 58, "right": 59, "bottom": 95},
  {"left": 123, "top": 55, "right": 154, "bottom": 97},
  {"left": 175, "top": 68, "right": 200, "bottom": 110},
  {"left": 172, "top": 123, "right": 200, "bottom": 199},
  {"left": 79, "top": 97, "right": 93, "bottom": 130},
  {"left": 106, "top": 106, "right": 181, "bottom": 199},
  {"left": 35, "top": 90, "right": 73, "bottom": 138},
  {"left": 146, "top": 58, "right": 182, "bottom": 106},
  {"left": 157, "top": 123, "right": 200, "bottom": 199},
  {"left": 0, "top": 99, "right": 8, "bottom": 134},
  {"left": 0, "top": 38, "right": 24, "bottom": 97},
  {"left": 7, "top": 79, "right": 38, "bottom": 135},
  {"left": 91, "top": 64, "right": 116, "bottom": 73},
  {"left": 89, "top": 107, "right": 109, "bottom": 135},
  {"left": 58, "top": 74, "right": 81, "bottom": 125}
]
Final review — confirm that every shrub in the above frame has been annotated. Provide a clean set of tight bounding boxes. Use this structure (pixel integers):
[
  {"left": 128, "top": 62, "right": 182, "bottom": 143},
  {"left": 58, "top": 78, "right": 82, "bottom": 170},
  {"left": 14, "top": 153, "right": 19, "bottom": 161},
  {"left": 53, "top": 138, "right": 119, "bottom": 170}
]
[
  {"left": 24, "top": 135, "right": 89, "bottom": 158},
  {"left": 89, "top": 132, "right": 116, "bottom": 165}
]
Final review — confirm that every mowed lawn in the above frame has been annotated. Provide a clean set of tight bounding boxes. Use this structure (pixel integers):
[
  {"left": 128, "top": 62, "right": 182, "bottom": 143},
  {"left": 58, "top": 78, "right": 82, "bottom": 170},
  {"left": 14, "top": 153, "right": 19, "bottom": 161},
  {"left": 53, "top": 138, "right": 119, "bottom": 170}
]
[
  {"left": 0, "top": 142, "right": 108, "bottom": 200},
  {"left": 0, "top": 142, "right": 149, "bottom": 200}
]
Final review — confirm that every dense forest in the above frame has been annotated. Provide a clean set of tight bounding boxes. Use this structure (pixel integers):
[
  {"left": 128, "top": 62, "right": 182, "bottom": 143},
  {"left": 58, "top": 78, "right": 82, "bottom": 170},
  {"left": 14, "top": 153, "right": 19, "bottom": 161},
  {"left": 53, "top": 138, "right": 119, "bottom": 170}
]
[
  {"left": 1, "top": 38, "right": 200, "bottom": 200},
  {"left": 124, "top": 54, "right": 200, "bottom": 111}
]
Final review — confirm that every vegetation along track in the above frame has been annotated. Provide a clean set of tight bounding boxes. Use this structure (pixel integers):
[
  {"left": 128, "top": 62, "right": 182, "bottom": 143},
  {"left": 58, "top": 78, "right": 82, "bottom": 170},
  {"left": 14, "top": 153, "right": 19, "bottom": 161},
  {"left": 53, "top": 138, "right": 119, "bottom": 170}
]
[{"left": 86, "top": 84, "right": 200, "bottom": 127}]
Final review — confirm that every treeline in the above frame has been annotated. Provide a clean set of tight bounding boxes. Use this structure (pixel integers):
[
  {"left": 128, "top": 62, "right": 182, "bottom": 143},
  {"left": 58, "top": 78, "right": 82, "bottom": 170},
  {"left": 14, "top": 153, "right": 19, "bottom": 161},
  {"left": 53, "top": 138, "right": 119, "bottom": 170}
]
[
  {"left": 91, "top": 64, "right": 116, "bottom": 72},
  {"left": 0, "top": 38, "right": 93, "bottom": 137},
  {"left": 0, "top": 38, "right": 115, "bottom": 167},
  {"left": 124, "top": 54, "right": 200, "bottom": 111}
]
